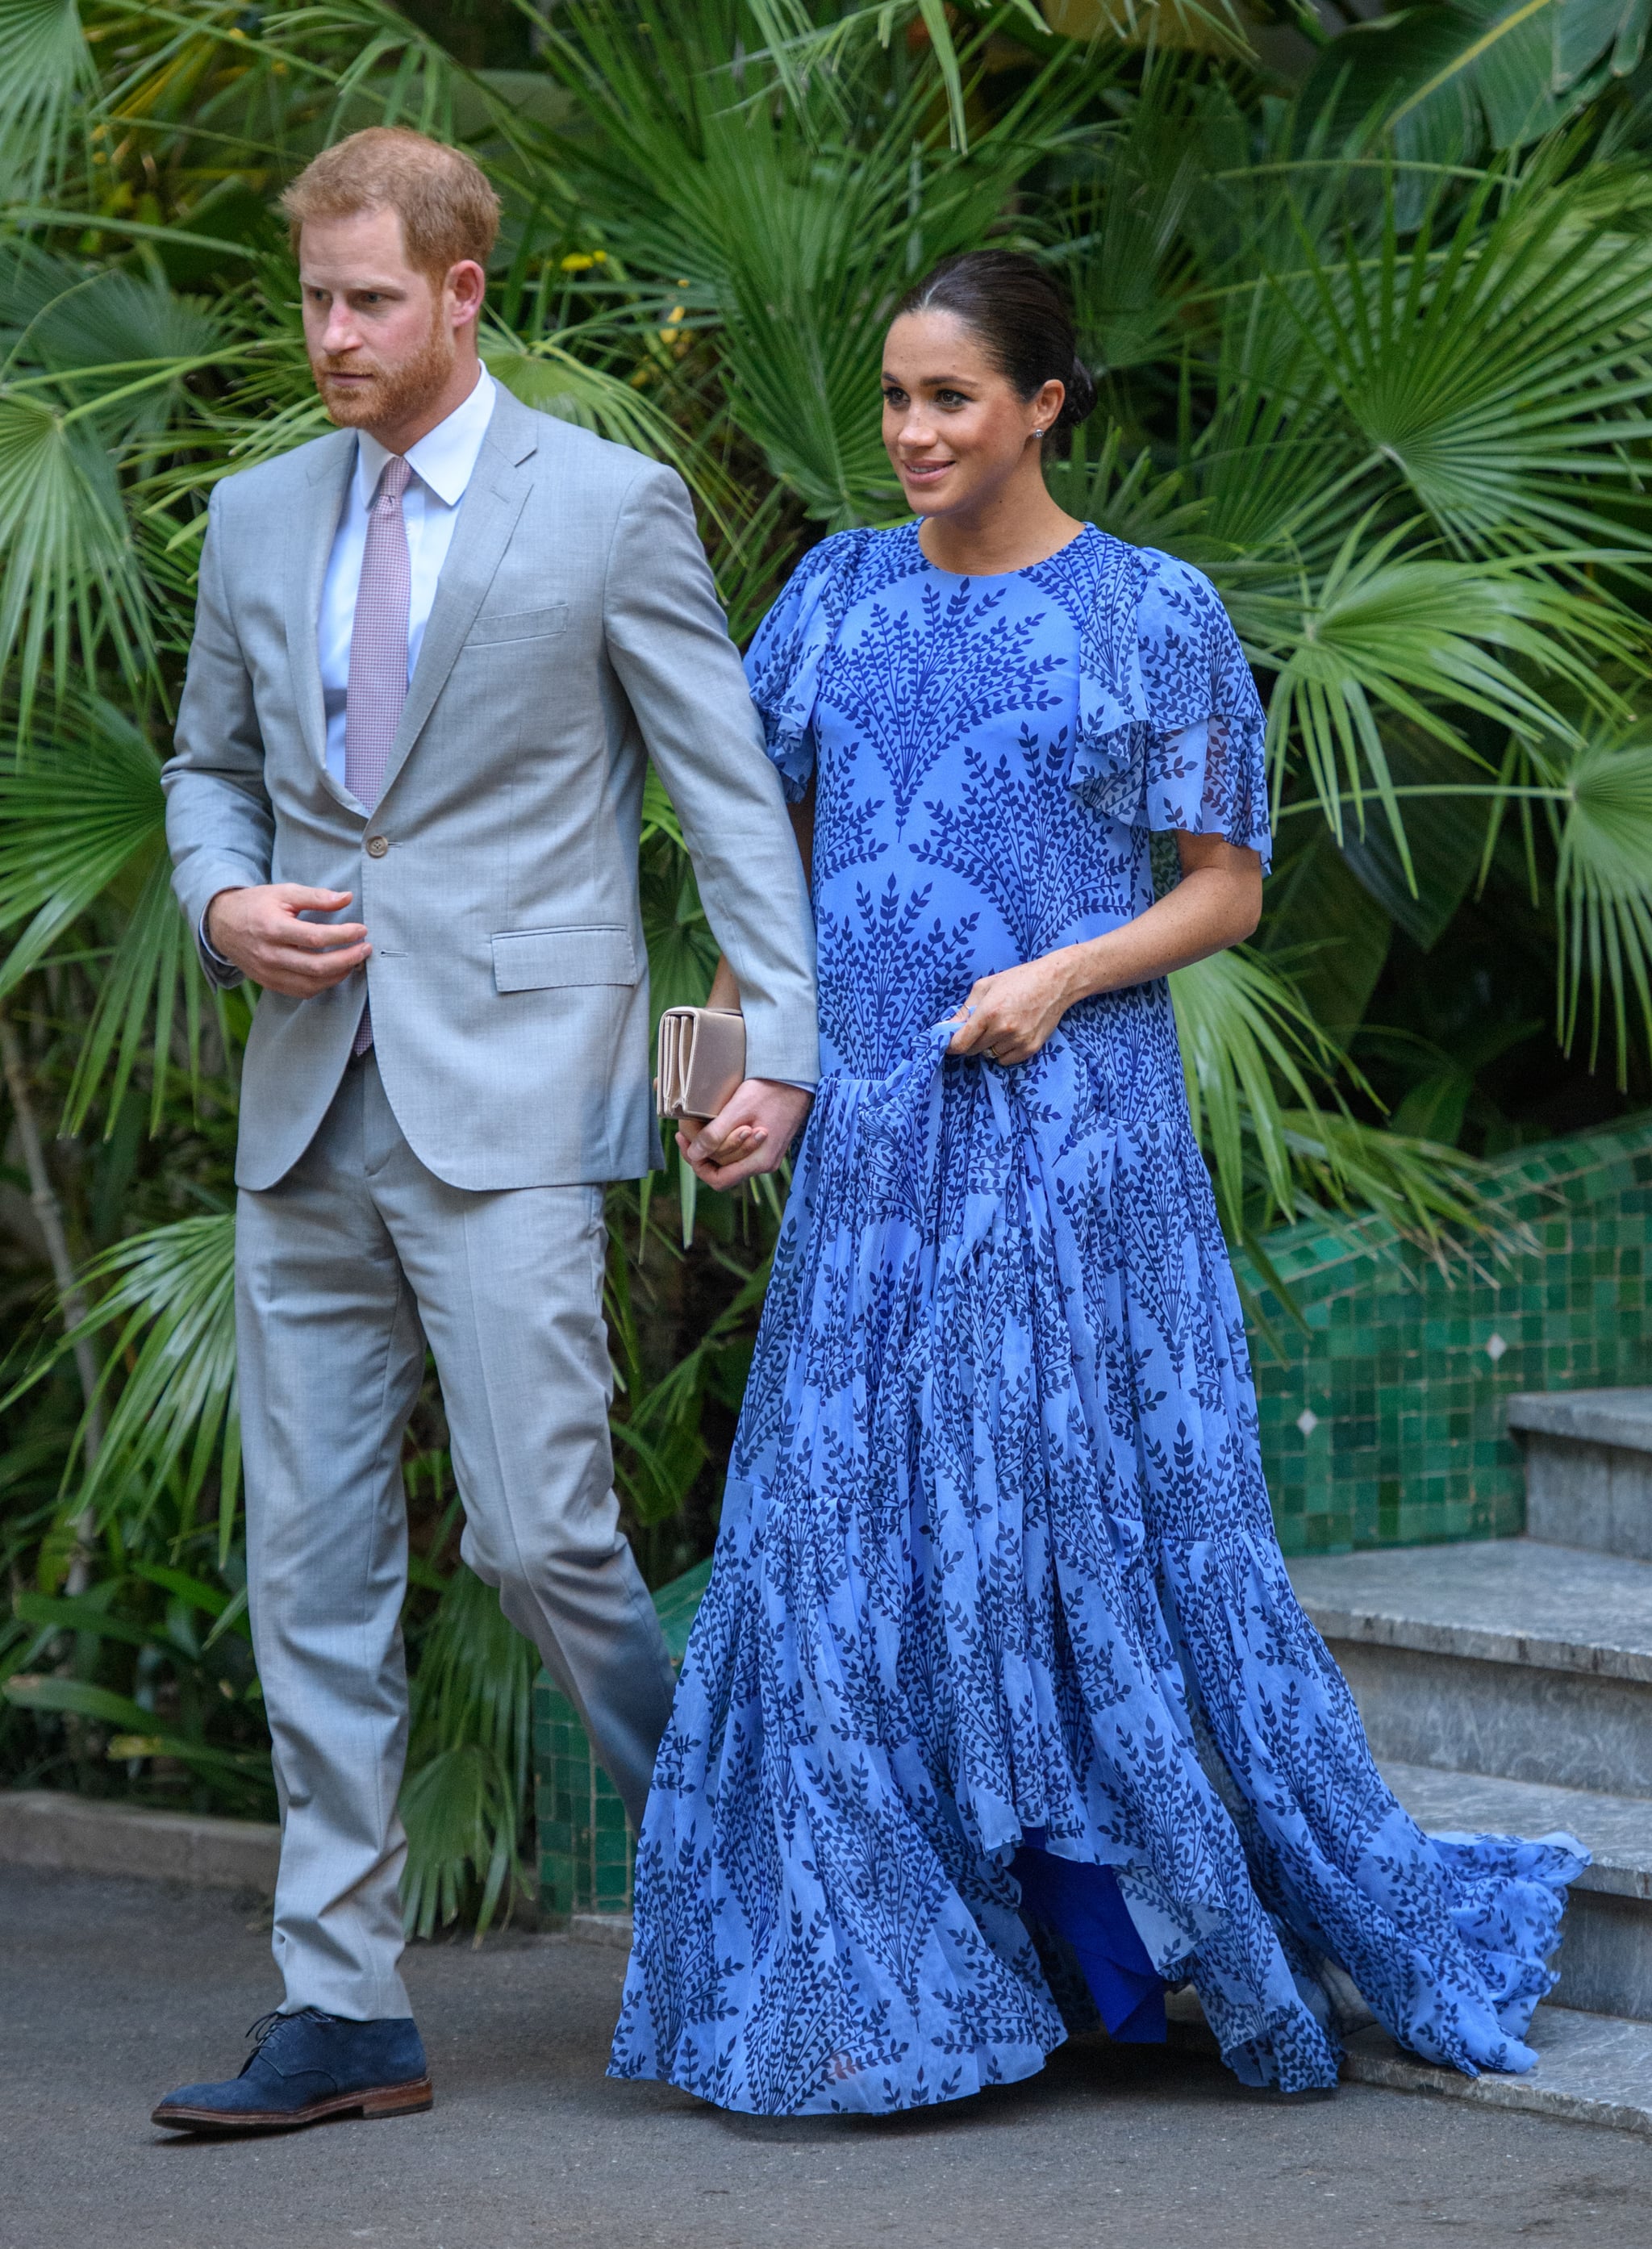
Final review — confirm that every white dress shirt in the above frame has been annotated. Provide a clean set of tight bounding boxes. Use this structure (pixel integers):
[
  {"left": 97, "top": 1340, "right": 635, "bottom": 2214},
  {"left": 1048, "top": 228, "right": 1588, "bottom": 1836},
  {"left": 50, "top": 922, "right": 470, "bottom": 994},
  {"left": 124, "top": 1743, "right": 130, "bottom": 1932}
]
[{"left": 319, "top": 364, "right": 497, "bottom": 791}]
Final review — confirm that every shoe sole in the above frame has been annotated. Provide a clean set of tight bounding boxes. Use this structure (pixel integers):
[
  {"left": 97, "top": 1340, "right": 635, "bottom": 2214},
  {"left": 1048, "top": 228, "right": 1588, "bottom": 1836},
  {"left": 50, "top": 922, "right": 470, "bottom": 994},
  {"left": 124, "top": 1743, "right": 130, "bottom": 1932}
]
[{"left": 151, "top": 2076, "right": 434, "bottom": 2134}]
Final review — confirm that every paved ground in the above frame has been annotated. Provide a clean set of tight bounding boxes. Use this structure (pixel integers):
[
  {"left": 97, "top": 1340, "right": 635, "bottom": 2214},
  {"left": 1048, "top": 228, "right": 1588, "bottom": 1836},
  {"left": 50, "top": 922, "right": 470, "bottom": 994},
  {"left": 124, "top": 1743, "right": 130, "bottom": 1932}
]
[{"left": 3, "top": 1867, "right": 1648, "bottom": 2249}]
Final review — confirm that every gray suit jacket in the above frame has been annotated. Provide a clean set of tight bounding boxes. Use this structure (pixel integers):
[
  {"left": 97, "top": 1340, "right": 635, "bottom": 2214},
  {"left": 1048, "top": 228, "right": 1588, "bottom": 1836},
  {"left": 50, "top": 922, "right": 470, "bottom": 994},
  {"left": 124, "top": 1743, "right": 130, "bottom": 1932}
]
[{"left": 164, "top": 383, "right": 818, "bottom": 1192}]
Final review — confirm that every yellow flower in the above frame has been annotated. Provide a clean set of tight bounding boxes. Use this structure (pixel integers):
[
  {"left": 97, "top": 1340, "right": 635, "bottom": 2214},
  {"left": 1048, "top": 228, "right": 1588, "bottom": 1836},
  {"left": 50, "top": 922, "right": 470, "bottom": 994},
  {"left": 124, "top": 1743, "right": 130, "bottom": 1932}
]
[{"left": 560, "top": 250, "right": 607, "bottom": 272}]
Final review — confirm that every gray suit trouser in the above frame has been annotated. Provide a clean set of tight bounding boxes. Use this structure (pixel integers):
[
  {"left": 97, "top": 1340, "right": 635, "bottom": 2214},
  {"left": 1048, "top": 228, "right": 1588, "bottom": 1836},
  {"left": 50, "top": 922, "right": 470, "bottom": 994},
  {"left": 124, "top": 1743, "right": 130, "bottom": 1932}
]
[{"left": 236, "top": 1049, "right": 674, "bottom": 2020}]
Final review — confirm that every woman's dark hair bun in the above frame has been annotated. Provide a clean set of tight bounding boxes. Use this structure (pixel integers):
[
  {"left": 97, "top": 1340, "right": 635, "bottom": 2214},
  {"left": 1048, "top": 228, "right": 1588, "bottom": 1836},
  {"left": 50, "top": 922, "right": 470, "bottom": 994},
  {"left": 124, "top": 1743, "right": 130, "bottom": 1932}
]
[
  {"left": 895, "top": 248, "right": 1095, "bottom": 457},
  {"left": 1061, "top": 352, "right": 1098, "bottom": 443}
]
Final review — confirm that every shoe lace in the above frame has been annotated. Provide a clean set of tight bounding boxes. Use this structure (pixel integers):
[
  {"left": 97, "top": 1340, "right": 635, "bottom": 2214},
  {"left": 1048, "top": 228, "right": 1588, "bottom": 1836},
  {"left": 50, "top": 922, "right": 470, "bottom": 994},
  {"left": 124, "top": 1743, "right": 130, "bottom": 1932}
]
[{"left": 243, "top": 2007, "right": 334, "bottom": 2059}]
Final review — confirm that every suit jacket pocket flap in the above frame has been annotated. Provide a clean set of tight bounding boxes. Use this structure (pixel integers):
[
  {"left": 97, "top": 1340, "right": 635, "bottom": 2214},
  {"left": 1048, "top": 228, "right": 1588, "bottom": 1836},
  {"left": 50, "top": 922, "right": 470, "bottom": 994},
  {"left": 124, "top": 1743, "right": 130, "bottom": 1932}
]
[
  {"left": 467, "top": 603, "right": 569, "bottom": 646},
  {"left": 492, "top": 925, "right": 638, "bottom": 992}
]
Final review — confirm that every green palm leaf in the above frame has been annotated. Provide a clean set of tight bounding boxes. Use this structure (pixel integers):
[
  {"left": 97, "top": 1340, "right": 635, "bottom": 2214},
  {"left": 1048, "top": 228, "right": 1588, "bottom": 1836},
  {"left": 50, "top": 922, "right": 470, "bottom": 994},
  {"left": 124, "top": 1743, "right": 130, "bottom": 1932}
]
[
  {"left": 1170, "top": 946, "right": 1513, "bottom": 1306},
  {"left": 1235, "top": 514, "right": 1637, "bottom": 877},
  {"left": 1303, "top": 0, "right": 1648, "bottom": 166},
  {"left": 6, "top": 1212, "right": 240, "bottom": 1554},
  {"left": 401, "top": 1563, "right": 536, "bottom": 1938},
  {"left": 1279, "top": 151, "right": 1652, "bottom": 558},
  {"left": 738, "top": 0, "right": 1055, "bottom": 152},
  {"left": 0, "top": 0, "right": 94, "bottom": 198},
  {"left": 1170, "top": 945, "right": 1341, "bottom": 1238},
  {"left": 0, "top": 390, "right": 149, "bottom": 728},
  {"left": 400, "top": 1743, "right": 519, "bottom": 1939},
  {"left": 0, "top": 256, "right": 229, "bottom": 723},
  {"left": 539, "top": 0, "right": 1090, "bottom": 524},
  {"left": 0, "top": 695, "right": 216, "bottom": 1129},
  {"left": 1547, "top": 720, "right": 1652, "bottom": 1084},
  {"left": 482, "top": 335, "right": 691, "bottom": 469}
]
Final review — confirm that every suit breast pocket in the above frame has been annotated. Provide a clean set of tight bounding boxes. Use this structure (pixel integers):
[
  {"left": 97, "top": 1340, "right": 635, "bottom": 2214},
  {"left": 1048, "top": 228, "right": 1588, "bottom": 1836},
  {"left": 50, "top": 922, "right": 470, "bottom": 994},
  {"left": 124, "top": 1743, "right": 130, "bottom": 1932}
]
[{"left": 466, "top": 603, "right": 570, "bottom": 647}]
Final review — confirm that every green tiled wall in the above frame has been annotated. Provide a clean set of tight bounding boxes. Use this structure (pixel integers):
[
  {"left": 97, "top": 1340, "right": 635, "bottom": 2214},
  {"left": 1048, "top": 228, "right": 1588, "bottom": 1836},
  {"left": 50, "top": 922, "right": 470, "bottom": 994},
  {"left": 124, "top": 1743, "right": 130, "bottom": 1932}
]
[
  {"left": 1241, "top": 1113, "right": 1652, "bottom": 1555},
  {"left": 536, "top": 1112, "right": 1652, "bottom": 1909},
  {"left": 534, "top": 1558, "right": 711, "bottom": 1917}
]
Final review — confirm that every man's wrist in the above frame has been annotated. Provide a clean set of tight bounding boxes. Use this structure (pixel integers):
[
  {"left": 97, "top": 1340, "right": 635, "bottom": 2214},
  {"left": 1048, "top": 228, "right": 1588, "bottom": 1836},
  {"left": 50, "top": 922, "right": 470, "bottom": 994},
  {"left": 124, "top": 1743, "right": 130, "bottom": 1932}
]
[
  {"left": 201, "top": 890, "right": 244, "bottom": 970},
  {"left": 203, "top": 888, "right": 244, "bottom": 946}
]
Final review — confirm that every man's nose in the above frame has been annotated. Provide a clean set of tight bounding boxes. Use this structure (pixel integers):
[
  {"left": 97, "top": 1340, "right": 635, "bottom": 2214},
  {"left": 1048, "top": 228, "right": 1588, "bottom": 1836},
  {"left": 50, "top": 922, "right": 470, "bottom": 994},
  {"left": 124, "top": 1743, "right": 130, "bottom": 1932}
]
[{"left": 321, "top": 306, "right": 360, "bottom": 356}]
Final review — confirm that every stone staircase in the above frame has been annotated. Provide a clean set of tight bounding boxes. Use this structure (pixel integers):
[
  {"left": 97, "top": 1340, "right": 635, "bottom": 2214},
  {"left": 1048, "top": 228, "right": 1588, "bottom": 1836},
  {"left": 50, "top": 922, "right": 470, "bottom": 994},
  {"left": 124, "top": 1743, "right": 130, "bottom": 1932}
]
[{"left": 1285, "top": 1387, "right": 1652, "bottom": 2134}]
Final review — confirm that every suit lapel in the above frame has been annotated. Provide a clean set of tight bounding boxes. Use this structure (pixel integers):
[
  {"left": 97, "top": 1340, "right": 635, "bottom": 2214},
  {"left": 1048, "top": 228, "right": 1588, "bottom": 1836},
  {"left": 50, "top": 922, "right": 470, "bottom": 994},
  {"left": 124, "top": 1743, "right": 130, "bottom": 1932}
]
[
  {"left": 286, "top": 432, "right": 357, "bottom": 808},
  {"left": 373, "top": 387, "right": 540, "bottom": 807}
]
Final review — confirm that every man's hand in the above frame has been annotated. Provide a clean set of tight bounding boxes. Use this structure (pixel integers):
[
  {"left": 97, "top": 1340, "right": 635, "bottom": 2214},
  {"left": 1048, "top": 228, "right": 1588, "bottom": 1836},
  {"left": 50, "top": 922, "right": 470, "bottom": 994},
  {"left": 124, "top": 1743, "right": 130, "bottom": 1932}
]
[
  {"left": 677, "top": 1079, "right": 813, "bottom": 1191},
  {"left": 206, "top": 885, "right": 370, "bottom": 998}
]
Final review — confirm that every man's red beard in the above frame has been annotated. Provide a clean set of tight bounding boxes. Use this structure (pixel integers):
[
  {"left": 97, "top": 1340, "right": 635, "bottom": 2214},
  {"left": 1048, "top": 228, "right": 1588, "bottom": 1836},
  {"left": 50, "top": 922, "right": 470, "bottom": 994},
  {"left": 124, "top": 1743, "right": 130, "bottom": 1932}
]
[{"left": 311, "top": 306, "right": 455, "bottom": 431}]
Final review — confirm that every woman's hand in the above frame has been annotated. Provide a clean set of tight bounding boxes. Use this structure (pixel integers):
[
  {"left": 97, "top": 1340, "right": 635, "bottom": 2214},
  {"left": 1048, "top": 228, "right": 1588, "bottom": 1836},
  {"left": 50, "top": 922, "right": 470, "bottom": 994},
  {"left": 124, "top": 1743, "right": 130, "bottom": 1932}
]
[{"left": 947, "top": 952, "right": 1081, "bottom": 1067}]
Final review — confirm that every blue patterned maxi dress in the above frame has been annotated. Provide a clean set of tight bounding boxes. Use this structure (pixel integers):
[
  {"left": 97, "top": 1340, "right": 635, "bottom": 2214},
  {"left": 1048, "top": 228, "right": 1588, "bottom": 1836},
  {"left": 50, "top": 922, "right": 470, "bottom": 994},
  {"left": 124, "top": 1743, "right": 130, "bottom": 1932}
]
[{"left": 609, "top": 523, "right": 1586, "bottom": 2114}]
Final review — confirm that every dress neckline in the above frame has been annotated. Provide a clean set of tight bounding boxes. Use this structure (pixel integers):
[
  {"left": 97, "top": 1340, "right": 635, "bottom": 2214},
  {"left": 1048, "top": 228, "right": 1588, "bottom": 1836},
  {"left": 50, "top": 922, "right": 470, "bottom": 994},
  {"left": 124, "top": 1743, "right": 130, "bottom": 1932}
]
[{"left": 908, "top": 519, "right": 1092, "bottom": 585}]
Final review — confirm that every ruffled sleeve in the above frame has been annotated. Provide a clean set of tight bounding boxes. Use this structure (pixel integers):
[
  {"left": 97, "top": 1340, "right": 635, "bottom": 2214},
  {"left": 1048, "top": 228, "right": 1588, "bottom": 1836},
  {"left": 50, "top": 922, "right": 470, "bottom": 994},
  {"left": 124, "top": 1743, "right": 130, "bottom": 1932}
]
[
  {"left": 1066, "top": 539, "right": 1272, "bottom": 873},
  {"left": 742, "top": 530, "right": 873, "bottom": 803}
]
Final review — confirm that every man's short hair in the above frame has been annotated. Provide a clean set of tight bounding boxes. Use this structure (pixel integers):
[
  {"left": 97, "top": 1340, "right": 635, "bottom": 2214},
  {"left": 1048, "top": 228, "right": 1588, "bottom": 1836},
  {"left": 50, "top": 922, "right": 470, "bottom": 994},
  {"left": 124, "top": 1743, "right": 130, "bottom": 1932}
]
[{"left": 282, "top": 127, "right": 501, "bottom": 278}]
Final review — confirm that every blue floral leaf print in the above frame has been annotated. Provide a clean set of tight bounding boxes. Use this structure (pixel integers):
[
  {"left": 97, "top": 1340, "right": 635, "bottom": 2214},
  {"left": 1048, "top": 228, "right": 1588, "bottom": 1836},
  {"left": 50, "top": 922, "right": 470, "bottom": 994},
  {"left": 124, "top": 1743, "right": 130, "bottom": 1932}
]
[
  {"left": 745, "top": 527, "right": 929, "bottom": 800},
  {"left": 824, "top": 576, "right": 1070, "bottom": 832},
  {"left": 612, "top": 524, "right": 1584, "bottom": 2118},
  {"left": 914, "top": 725, "right": 1137, "bottom": 954},
  {"left": 817, "top": 875, "right": 979, "bottom": 1077},
  {"left": 1028, "top": 536, "right": 1273, "bottom": 867}
]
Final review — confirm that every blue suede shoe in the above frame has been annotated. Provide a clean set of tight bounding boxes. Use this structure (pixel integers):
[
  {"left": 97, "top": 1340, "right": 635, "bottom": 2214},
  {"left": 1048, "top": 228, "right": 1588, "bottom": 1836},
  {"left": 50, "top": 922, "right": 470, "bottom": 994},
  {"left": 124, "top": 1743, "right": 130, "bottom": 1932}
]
[{"left": 152, "top": 2009, "right": 432, "bottom": 2134}]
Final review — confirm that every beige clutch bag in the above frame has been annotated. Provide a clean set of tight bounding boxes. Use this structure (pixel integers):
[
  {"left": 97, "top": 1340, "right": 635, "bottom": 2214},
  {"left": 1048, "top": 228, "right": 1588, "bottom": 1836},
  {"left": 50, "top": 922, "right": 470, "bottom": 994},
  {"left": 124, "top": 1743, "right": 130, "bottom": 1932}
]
[{"left": 656, "top": 1007, "right": 746, "bottom": 1120}]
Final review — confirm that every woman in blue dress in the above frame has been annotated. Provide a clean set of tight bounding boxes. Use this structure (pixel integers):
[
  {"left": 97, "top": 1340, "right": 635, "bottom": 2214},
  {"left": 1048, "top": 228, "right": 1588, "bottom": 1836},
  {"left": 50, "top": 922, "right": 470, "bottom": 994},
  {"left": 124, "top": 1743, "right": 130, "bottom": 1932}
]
[{"left": 610, "top": 252, "right": 1584, "bottom": 2114}]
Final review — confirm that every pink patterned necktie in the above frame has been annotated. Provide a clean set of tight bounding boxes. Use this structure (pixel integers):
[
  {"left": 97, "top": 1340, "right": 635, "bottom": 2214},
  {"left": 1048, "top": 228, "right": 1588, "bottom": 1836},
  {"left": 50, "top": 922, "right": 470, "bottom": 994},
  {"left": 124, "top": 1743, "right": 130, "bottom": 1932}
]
[{"left": 344, "top": 453, "right": 412, "bottom": 1054}]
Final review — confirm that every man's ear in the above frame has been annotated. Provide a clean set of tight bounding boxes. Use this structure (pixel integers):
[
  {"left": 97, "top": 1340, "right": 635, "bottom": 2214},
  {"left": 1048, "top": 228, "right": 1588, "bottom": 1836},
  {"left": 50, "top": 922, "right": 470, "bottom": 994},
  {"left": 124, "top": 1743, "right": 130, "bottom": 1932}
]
[{"left": 447, "top": 259, "right": 486, "bottom": 328}]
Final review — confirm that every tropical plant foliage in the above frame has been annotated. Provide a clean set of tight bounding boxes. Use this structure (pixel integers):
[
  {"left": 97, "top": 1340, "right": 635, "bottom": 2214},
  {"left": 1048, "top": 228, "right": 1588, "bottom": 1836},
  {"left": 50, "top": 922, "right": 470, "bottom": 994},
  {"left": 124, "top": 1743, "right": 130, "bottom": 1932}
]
[{"left": 3, "top": 0, "right": 1652, "bottom": 1928}]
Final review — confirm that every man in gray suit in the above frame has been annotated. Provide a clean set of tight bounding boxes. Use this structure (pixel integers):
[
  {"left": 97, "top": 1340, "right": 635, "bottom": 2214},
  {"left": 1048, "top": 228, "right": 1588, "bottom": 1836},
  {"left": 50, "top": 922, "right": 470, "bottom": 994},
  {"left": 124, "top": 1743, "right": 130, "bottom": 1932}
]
[{"left": 152, "top": 127, "right": 816, "bottom": 2134}]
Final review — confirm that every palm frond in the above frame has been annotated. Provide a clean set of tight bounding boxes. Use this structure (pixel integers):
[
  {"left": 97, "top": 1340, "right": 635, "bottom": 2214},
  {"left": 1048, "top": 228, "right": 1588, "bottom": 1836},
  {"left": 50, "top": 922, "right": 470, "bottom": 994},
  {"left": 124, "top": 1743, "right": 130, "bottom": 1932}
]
[
  {"left": 401, "top": 1563, "right": 536, "bottom": 1939},
  {"left": 1170, "top": 946, "right": 1518, "bottom": 1291},
  {"left": 538, "top": 0, "right": 1092, "bottom": 524},
  {"left": 1170, "top": 944, "right": 1341, "bottom": 1238},
  {"left": 6, "top": 1212, "right": 240, "bottom": 1555},
  {"left": 1237, "top": 515, "right": 1639, "bottom": 877},
  {"left": 1300, "top": 0, "right": 1640, "bottom": 166},
  {"left": 737, "top": 0, "right": 1056, "bottom": 152},
  {"left": 0, "top": 390, "right": 151, "bottom": 728},
  {"left": 1279, "top": 148, "right": 1652, "bottom": 560},
  {"left": 1549, "top": 719, "right": 1652, "bottom": 1085},
  {"left": 0, "top": 254, "right": 232, "bottom": 723},
  {"left": 482, "top": 334, "right": 692, "bottom": 471},
  {"left": 0, "top": 0, "right": 94, "bottom": 199},
  {"left": 0, "top": 694, "right": 215, "bottom": 1129}
]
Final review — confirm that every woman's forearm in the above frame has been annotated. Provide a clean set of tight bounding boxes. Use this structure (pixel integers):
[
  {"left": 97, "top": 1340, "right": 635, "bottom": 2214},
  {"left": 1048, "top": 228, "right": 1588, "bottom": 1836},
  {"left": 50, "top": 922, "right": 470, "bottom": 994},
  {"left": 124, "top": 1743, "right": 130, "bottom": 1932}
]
[
  {"left": 947, "top": 839, "right": 1263, "bottom": 1067},
  {"left": 707, "top": 955, "right": 741, "bottom": 1012},
  {"left": 1053, "top": 856, "right": 1262, "bottom": 1006},
  {"left": 789, "top": 788, "right": 815, "bottom": 898}
]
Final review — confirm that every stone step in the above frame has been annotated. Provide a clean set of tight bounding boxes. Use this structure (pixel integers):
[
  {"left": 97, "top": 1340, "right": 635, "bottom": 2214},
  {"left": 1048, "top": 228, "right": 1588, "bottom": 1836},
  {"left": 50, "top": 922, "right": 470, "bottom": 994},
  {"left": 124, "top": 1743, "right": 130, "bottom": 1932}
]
[
  {"left": 1287, "top": 1539, "right": 1652, "bottom": 1799},
  {"left": 1508, "top": 1387, "right": 1652, "bottom": 1561},
  {"left": 1341, "top": 2005, "right": 1652, "bottom": 2138},
  {"left": 1168, "top": 1992, "right": 1652, "bottom": 2137},
  {"left": 0, "top": 1788, "right": 279, "bottom": 1892},
  {"left": 1380, "top": 1761, "right": 1652, "bottom": 2022}
]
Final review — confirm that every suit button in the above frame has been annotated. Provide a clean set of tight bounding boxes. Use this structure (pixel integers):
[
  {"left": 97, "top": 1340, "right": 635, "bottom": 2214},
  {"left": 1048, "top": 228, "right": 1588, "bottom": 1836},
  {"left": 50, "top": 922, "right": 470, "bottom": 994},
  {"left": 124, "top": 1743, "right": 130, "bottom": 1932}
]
[{"left": 365, "top": 834, "right": 390, "bottom": 859}]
